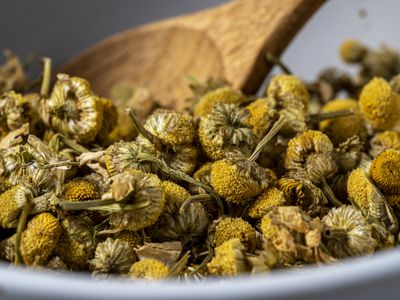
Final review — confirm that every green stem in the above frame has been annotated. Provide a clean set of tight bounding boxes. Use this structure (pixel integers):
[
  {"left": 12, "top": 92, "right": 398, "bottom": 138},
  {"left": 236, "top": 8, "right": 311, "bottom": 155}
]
[
  {"left": 40, "top": 57, "right": 52, "bottom": 97},
  {"left": 179, "top": 194, "right": 213, "bottom": 214},
  {"left": 321, "top": 177, "right": 343, "bottom": 207},
  {"left": 308, "top": 109, "right": 354, "bottom": 124},
  {"left": 248, "top": 115, "right": 286, "bottom": 162},
  {"left": 125, "top": 108, "right": 164, "bottom": 151},
  {"left": 101, "top": 200, "right": 151, "bottom": 212},
  {"left": 52, "top": 133, "right": 88, "bottom": 153},
  {"left": 138, "top": 152, "right": 224, "bottom": 217},
  {"left": 59, "top": 198, "right": 116, "bottom": 210},
  {"left": 168, "top": 251, "right": 191, "bottom": 278},
  {"left": 15, "top": 193, "right": 33, "bottom": 265},
  {"left": 265, "top": 52, "right": 292, "bottom": 75},
  {"left": 189, "top": 247, "right": 214, "bottom": 276}
]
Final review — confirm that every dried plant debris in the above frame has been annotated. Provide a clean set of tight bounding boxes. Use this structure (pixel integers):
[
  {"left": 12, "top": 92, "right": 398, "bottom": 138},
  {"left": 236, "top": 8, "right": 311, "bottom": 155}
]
[{"left": 2, "top": 41, "right": 400, "bottom": 281}]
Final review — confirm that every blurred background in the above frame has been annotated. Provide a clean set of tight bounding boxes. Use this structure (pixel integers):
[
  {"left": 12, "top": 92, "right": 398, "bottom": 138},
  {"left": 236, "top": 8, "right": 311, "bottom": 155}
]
[{"left": 0, "top": 0, "right": 399, "bottom": 82}]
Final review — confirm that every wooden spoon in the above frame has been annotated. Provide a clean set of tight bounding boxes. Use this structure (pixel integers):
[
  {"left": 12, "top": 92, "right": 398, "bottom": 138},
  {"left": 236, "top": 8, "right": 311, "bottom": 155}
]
[{"left": 61, "top": 0, "right": 325, "bottom": 111}]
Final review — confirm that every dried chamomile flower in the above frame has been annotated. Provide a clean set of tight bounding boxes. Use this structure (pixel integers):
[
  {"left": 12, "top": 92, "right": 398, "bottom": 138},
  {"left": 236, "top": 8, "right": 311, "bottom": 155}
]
[
  {"left": 213, "top": 217, "right": 257, "bottom": 252},
  {"left": 1, "top": 134, "right": 67, "bottom": 188},
  {"left": 363, "top": 45, "right": 400, "bottom": 84},
  {"left": 150, "top": 181, "right": 209, "bottom": 242},
  {"left": 260, "top": 206, "right": 335, "bottom": 264},
  {"left": 129, "top": 258, "right": 169, "bottom": 280},
  {"left": 142, "top": 109, "right": 196, "bottom": 147},
  {"left": 156, "top": 202, "right": 209, "bottom": 243},
  {"left": 318, "top": 99, "right": 366, "bottom": 145},
  {"left": 347, "top": 167, "right": 398, "bottom": 238},
  {"left": 1, "top": 138, "right": 62, "bottom": 192},
  {"left": 266, "top": 74, "right": 309, "bottom": 110},
  {"left": 61, "top": 170, "right": 165, "bottom": 232},
  {"left": 128, "top": 109, "right": 198, "bottom": 175},
  {"left": 264, "top": 75, "right": 309, "bottom": 135},
  {"left": 359, "top": 77, "right": 399, "bottom": 129},
  {"left": 135, "top": 241, "right": 182, "bottom": 268},
  {"left": 335, "top": 136, "right": 364, "bottom": 173},
  {"left": 104, "top": 140, "right": 157, "bottom": 176},
  {"left": 277, "top": 177, "right": 325, "bottom": 211},
  {"left": 21, "top": 213, "right": 61, "bottom": 266},
  {"left": 199, "top": 103, "right": 255, "bottom": 160},
  {"left": 370, "top": 149, "right": 400, "bottom": 194},
  {"left": 246, "top": 97, "right": 277, "bottom": 138},
  {"left": 0, "top": 183, "right": 53, "bottom": 228},
  {"left": 207, "top": 238, "right": 248, "bottom": 276},
  {"left": 0, "top": 145, "right": 44, "bottom": 185},
  {"left": 331, "top": 136, "right": 365, "bottom": 200},
  {"left": 114, "top": 230, "right": 142, "bottom": 250},
  {"left": 209, "top": 115, "right": 286, "bottom": 206},
  {"left": 62, "top": 179, "right": 100, "bottom": 202},
  {"left": 347, "top": 168, "right": 376, "bottom": 210},
  {"left": 285, "top": 130, "right": 338, "bottom": 184},
  {"left": 0, "top": 185, "right": 30, "bottom": 228},
  {"left": 55, "top": 215, "right": 95, "bottom": 270},
  {"left": 189, "top": 162, "right": 213, "bottom": 195},
  {"left": 314, "top": 67, "right": 355, "bottom": 101},
  {"left": 0, "top": 50, "right": 29, "bottom": 93},
  {"left": 370, "top": 131, "right": 400, "bottom": 158},
  {"left": 339, "top": 39, "right": 367, "bottom": 63},
  {"left": 194, "top": 86, "right": 244, "bottom": 117},
  {"left": 90, "top": 237, "right": 136, "bottom": 277},
  {"left": 107, "top": 170, "right": 165, "bottom": 231},
  {"left": 0, "top": 91, "right": 36, "bottom": 133},
  {"left": 322, "top": 205, "right": 376, "bottom": 258},
  {"left": 211, "top": 154, "right": 267, "bottom": 205},
  {"left": 247, "top": 239, "right": 279, "bottom": 274},
  {"left": 40, "top": 73, "right": 103, "bottom": 144},
  {"left": 248, "top": 187, "right": 286, "bottom": 219}
]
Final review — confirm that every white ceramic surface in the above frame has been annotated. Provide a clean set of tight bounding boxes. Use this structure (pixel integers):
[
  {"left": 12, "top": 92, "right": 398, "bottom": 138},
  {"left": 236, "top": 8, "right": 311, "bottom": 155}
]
[{"left": 1, "top": 1, "right": 400, "bottom": 299}]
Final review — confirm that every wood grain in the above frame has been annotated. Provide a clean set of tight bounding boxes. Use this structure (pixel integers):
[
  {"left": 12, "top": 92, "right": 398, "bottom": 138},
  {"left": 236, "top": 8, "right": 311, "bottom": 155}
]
[{"left": 61, "top": 0, "right": 325, "bottom": 110}]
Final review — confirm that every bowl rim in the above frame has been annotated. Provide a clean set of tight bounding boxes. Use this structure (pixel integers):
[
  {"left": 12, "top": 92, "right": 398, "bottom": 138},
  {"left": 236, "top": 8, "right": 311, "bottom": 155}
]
[{"left": 0, "top": 247, "right": 399, "bottom": 300}]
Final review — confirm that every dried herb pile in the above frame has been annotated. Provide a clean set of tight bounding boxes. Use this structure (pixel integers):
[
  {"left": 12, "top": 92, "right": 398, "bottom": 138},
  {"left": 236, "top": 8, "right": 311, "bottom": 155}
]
[{"left": 0, "top": 39, "right": 400, "bottom": 280}]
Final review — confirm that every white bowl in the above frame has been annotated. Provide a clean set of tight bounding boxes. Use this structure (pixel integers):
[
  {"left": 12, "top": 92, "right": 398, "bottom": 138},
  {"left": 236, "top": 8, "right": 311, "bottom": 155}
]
[{"left": 1, "top": 1, "right": 400, "bottom": 299}]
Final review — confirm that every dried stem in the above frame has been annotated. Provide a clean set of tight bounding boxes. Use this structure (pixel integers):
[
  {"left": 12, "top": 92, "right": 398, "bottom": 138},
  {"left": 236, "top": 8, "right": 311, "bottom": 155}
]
[
  {"left": 40, "top": 57, "right": 52, "bottom": 97},
  {"left": 265, "top": 52, "right": 292, "bottom": 75},
  {"left": 167, "top": 251, "right": 191, "bottom": 278},
  {"left": 15, "top": 192, "right": 33, "bottom": 265},
  {"left": 138, "top": 152, "right": 224, "bottom": 217},
  {"left": 308, "top": 109, "right": 354, "bottom": 124},
  {"left": 321, "top": 177, "right": 343, "bottom": 207},
  {"left": 59, "top": 198, "right": 116, "bottom": 211},
  {"left": 125, "top": 108, "right": 164, "bottom": 151},
  {"left": 51, "top": 133, "right": 88, "bottom": 153},
  {"left": 60, "top": 197, "right": 150, "bottom": 212},
  {"left": 189, "top": 246, "right": 214, "bottom": 276},
  {"left": 248, "top": 115, "right": 286, "bottom": 162},
  {"left": 179, "top": 194, "right": 213, "bottom": 214}
]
